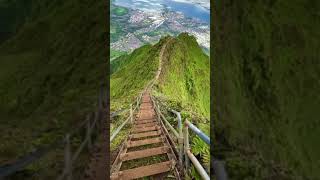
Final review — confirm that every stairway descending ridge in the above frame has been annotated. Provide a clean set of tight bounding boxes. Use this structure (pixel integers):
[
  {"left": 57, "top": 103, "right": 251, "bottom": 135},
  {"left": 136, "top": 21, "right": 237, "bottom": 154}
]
[{"left": 111, "top": 92, "right": 179, "bottom": 180}]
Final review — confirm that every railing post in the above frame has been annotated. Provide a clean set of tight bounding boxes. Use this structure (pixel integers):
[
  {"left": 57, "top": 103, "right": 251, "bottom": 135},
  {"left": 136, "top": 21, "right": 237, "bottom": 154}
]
[
  {"left": 184, "top": 120, "right": 190, "bottom": 172},
  {"left": 174, "top": 111, "right": 183, "bottom": 166},
  {"left": 86, "top": 115, "right": 92, "bottom": 150},
  {"left": 178, "top": 136, "right": 183, "bottom": 166},
  {"left": 156, "top": 103, "right": 161, "bottom": 122},
  {"left": 136, "top": 96, "right": 139, "bottom": 110},
  {"left": 64, "top": 134, "right": 72, "bottom": 180},
  {"left": 178, "top": 116, "right": 183, "bottom": 165},
  {"left": 130, "top": 104, "right": 133, "bottom": 124}
]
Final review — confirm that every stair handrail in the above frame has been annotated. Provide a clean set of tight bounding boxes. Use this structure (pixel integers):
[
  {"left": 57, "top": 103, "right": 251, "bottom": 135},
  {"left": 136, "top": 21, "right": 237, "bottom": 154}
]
[
  {"left": 183, "top": 119, "right": 210, "bottom": 180},
  {"left": 110, "top": 87, "right": 145, "bottom": 142},
  {"left": 151, "top": 95, "right": 228, "bottom": 180},
  {"left": 184, "top": 120, "right": 228, "bottom": 180},
  {"left": 151, "top": 96, "right": 210, "bottom": 179}
]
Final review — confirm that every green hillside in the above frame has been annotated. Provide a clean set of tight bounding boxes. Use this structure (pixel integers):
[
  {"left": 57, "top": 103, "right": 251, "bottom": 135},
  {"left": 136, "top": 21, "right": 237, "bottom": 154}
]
[
  {"left": 110, "top": 43, "right": 160, "bottom": 110},
  {"left": 111, "top": 33, "right": 210, "bottom": 117},
  {"left": 155, "top": 33, "right": 210, "bottom": 119},
  {"left": 213, "top": 0, "right": 320, "bottom": 179},
  {"left": 110, "top": 33, "right": 210, "bottom": 175},
  {"left": 0, "top": 0, "right": 106, "bottom": 178}
]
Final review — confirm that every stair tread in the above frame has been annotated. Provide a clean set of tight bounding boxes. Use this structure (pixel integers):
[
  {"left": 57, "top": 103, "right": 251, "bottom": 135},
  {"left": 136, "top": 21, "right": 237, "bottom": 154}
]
[
  {"left": 135, "top": 119, "right": 156, "bottom": 123},
  {"left": 133, "top": 125, "right": 160, "bottom": 133},
  {"left": 120, "top": 146, "right": 169, "bottom": 161},
  {"left": 110, "top": 161, "right": 174, "bottom": 180},
  {"left": 132, "top": 130, "right": 161, "bottom": 139},
  {"left": 128, "top": 137, "right": 163, "bottom": 147},
  {"left": 134, "top": 122, "right": 158, "bottom": 128}
]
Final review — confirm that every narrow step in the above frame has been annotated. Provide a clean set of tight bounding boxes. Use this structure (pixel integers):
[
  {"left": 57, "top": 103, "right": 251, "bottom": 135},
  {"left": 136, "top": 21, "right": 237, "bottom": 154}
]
[
  {"left": 127, "top": 137, "right": 163, "bottom": 148},
  {"left": 110, "top": 160, "right": 175, "bottom": 180},
  {"left": 140, "top": 104, "right": 152, "bottom": 107},
  {"left": 120, "top": 146, "right": 169, "bottom": 161},
  {"left": 139, "top": 108, "right": 153, "bottom": 111},
  {"left": 138, "top": 115, "right": 155, "bottom": 120},
  {"left": 138, "top": 112, "right": 155, "bottom": 118},
  {"left": 140, "top": 101, "right": 150, "bottom": 104},
  {"left": 139, "top": 109, "right": 154, "bottom": 113},
  {"left": 132, "top": 130, "right": 161, "bottom": 139},
  {"left": 133, "top": 126, "right": 160, "bottom": 133},
  {"left": 139, "top": 106, "right": 153, "bottom": 109},
  {"left": 135, "top": 119, "right": 156, "bottom": 124},
  {"left": 134, "top": 122, "right": 158, "bottom": 128}
]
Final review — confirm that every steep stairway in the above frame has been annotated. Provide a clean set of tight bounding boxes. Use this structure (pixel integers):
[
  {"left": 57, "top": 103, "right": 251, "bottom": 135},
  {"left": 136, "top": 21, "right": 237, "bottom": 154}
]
[{"left": 110, "top": 92, "right": 179, "bottom": 179}]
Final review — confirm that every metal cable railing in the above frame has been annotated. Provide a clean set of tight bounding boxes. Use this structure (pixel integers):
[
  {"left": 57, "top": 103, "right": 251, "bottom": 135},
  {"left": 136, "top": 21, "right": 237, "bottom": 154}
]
[
  {"left": 110, "top": 81, "right": 151, "bottom": 142},
  {"left": 152, "top": 95, "right": 228, "bottom": 180}
]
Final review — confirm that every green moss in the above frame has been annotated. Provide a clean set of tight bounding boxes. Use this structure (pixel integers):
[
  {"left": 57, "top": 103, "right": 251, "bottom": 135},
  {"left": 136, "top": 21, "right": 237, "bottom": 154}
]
[
  {"left": 213, "top": 0, "right": 320, "bottom": 179},
  {"left": 0, "top": 0, "right": 106, "bottom": 178}
]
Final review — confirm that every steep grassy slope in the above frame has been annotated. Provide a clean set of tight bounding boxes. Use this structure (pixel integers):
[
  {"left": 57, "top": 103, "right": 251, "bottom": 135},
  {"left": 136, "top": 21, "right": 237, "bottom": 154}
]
[
  {"left": 155, "top": 33, "right": 210, "bottom": 119},
  {"left": 153, "top": 33, "right": 210, "bottom": 175},
  {"left": 110, "top": 40, "right": 161, "bottom": 155},
  {"left": 111, "top": 33, "right": 210, "bottom": 118},
  {"left": 0, "top": 0, "right": 106, "bottom": 176},
  {"left": 110, "top": 42, "right": 164, "bottom": 110},
  {"left": 213, "top": 0, "right": 320, "bottom": 179}
]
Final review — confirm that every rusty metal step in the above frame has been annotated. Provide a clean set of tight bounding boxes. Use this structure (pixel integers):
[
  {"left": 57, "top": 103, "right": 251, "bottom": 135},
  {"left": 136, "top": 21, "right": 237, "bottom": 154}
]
[
  {"left": 131, "top": 130, "right": 162, "bottom": 139},
  {"left": 133, "top": 126, "right": 160, "bottom": 133},
  {"left": 120, "top": 146, "right": 169, "bottom": 161},
  {"left": 110, "top": 160, "right": 175, "bottom": 180},
  {"left": 134, "top": 122, "right": 158, "bottom": 128},
  {"left": 127, "top": 137, "right": 163, "bottom": 148}
]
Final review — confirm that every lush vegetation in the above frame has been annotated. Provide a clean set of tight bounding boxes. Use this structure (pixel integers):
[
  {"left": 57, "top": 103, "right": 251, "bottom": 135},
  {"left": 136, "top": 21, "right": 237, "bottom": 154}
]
[
  {"left": 110, "top": 43, "right": 160, "bottom": 110},
  {"left": 110, "top": 49, "right": 126, "bottom": 60},
  {"left": 213, "top": 0, "right": 320, "bottom": 179},
  {"left": 154, "top": 33, "right": 210, "bottom": 118},
  {"left": 110, "top": 42, "right": 160, "bottom": 155},
  {"left": 110, "top": 33, "right": 210, "bottom": 178},
  {"left": 152, "top": 34, "right": 210, "bottom": 177},
  {"left": 0, "top": 0, "right": 106, "bottom": 178}
]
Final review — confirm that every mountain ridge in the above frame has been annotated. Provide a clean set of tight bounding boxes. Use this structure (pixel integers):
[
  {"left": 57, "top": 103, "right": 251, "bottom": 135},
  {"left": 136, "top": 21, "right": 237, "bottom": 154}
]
[{"left": 111, "top": 33, "right": 210, "bottom": 119}]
